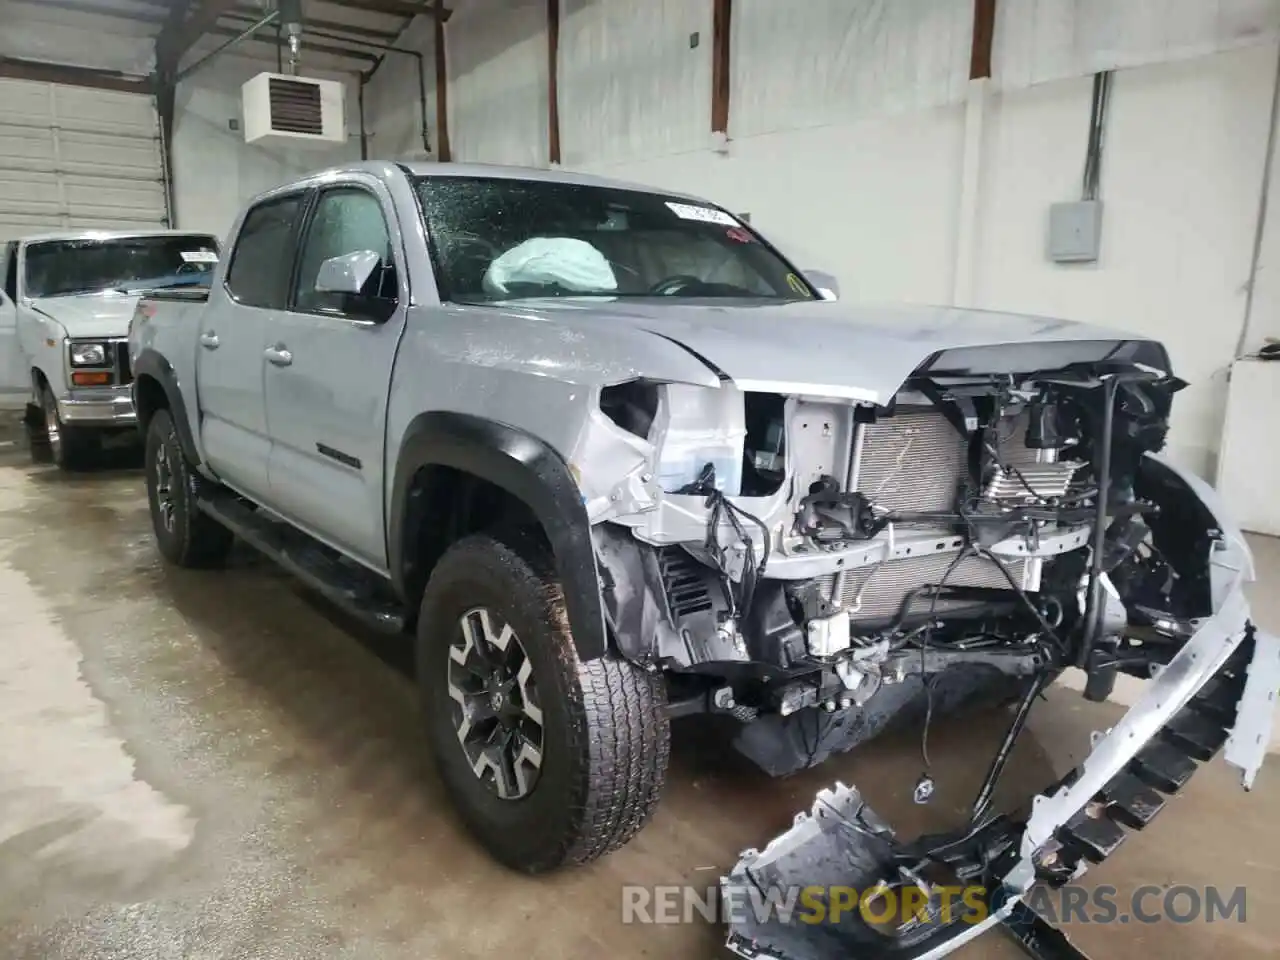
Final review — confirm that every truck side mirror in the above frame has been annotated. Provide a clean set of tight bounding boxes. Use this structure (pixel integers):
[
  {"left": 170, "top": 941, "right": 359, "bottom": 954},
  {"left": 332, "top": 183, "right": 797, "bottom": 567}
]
[
  {"left": 316, "top": 250, "right": 383, "bottom": 296},
  {"left": 314, "top": 250, "right": 396, "bottom": 323},
  {"left": 803, "top": 269, "right": 840, "bottom": 301}
]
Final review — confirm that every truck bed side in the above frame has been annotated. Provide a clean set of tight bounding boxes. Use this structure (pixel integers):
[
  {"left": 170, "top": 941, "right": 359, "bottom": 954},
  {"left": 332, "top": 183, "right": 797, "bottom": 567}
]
[{"left": 128, "top": 287, "right": 211, "bottom": 465}]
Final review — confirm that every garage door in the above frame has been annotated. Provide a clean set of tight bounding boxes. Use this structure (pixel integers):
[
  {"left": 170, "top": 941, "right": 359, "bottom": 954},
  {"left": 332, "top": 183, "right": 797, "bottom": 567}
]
[{"left": 0, "top": 79, "right": 168, "bottom": 241}]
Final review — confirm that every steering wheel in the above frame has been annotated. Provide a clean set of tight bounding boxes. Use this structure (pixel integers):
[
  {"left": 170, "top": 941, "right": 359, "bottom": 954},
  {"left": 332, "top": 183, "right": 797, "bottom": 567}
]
[
  {"left": 175, "top": 261, "right": 205, "bottom": 276},
  {"left": 649, "top": 275, "right": 704, "bottom": 296},
  {"left": 446, "top": 232, "right": 500, "bottom": 261}
]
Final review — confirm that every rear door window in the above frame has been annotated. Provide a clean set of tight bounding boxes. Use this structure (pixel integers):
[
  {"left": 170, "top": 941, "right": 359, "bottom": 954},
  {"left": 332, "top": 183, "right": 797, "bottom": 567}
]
[{"left": 226, "top": 193, "right": 306, "bottom": 308}]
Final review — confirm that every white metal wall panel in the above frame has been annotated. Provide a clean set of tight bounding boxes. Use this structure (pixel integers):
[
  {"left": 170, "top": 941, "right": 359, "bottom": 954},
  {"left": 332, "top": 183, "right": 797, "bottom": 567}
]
[
  {"left": 994, "top": 0, "right": 1280, "bottom": 89},
  {"left": 0, "top": 79, "right": 166, "bottom": 240},
  {"left": 448, "top": 0, "right": 549, "bottom": 166},
  {"left": 559, "top": 0, "right": 712, "bottom": 167},
  {"left": 731, "top": 0, "right": 972, "bottom": 140}
]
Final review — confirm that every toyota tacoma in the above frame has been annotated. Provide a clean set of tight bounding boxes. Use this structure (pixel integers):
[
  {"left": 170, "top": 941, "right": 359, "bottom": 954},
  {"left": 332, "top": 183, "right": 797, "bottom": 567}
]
[{"left": 127, "top": 162, "right": 1274, "bottom": 956}]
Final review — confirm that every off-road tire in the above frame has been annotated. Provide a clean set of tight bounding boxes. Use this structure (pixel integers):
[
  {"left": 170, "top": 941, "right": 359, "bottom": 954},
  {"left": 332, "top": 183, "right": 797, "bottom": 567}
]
[
  {"left": 418, "top": 533, "right": 669, "bottom": 873},
  {"left": 145, "top": 409, "right": 233, "bottom": 568},
  {"left": 38, "top": 385, "right": 98, "bottom": 470}
]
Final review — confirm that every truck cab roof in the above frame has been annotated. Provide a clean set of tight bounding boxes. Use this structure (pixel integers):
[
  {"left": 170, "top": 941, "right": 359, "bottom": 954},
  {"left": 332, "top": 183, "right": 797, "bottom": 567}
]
[{"left": 244, "top": 159, "right": 713, "bottom": 208}]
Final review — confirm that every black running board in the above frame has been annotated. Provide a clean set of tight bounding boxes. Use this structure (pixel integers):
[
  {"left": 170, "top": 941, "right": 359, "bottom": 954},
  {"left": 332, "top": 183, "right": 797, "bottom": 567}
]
[{"left": 198, "top": 492, "right": 407, "bottom": 635}]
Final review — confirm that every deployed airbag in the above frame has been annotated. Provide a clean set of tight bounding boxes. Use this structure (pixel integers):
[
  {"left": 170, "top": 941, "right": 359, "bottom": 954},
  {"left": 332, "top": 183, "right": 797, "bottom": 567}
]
[{"left": 482, "top": 237, "right": 617, "bottom": 296}]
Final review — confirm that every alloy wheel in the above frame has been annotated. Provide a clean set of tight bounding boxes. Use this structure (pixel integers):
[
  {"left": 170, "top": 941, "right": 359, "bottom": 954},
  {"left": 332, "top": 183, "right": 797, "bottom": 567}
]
[
  {"left": 153, "top": 442, "right": 176, "bottom": 533},
  {"left": 446, "top": 607, "right": 545, "bottom": 800}
]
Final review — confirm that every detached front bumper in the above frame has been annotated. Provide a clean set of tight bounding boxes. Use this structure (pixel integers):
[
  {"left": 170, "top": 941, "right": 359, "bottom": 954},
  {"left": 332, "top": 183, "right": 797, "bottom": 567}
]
[
  {"left": 58, "top": 386, "right": 136, "bottom": 428},
  {"left": 721, "top": 456, "right": 1278, "bottom": 960}
]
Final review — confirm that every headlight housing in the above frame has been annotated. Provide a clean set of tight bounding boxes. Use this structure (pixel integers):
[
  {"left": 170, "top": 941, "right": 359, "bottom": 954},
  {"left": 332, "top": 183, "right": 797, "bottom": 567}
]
[{"left": 69, "top": 342, "right": 107, "bottom": 367}]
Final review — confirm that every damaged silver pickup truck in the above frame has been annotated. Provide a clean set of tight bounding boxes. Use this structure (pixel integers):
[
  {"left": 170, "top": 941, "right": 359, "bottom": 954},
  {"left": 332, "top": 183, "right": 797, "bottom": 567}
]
[{"left": 127, "top": 162, "right": 1276, "bottom": 959}]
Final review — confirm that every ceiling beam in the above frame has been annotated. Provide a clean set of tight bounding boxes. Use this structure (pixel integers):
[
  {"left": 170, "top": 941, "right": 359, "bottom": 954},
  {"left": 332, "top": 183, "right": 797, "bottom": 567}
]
[
  {"left": 207, "top": 25, "right": 381, "bottom": 64},
  {"left": 324, "top": 0, "right": 448, "bottom": 19},
  {"left": 222, "top": 6, "right": 401, "bottom": 41},
  {"left": 156, "top": 0, "right": 243, "bottom": 76},
  {"left": 0, "top": 56, "right": 153, "bottom": 94}
]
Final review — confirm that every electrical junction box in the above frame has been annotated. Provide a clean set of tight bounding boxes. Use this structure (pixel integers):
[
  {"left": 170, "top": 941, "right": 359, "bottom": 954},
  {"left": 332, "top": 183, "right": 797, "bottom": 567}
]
[
  {"left": 1048, "top": 199, "right": 1103, "bottom": 263},
  {"left": 242, "top": 72, "right": 346, "bottom": 148}
]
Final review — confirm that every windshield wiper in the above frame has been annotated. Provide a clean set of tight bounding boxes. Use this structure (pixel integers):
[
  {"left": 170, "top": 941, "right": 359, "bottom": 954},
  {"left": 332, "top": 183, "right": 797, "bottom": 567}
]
[{"left": 111, "top": 277, "right": 208, "bottom": 295}]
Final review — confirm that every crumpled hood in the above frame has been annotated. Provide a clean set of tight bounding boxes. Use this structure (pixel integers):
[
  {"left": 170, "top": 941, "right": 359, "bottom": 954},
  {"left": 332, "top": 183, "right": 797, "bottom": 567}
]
[
  {"left": 29, "top": 292, "right": 140, "bottom": 339},
  {"left": 505, "top": 299, "right": 1170, "bottom": 402}
]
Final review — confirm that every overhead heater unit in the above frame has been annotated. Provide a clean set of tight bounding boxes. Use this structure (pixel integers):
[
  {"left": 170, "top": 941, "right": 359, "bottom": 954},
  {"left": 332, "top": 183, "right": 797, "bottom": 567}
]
[{"left": 242, "top": 72, "right": 346, "bottom": 147}]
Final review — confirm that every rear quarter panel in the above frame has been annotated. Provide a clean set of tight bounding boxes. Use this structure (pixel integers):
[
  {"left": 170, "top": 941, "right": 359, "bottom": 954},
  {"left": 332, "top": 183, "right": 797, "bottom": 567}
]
[{"left": 130, "top": 295, "right": 207, "bottom": 464}]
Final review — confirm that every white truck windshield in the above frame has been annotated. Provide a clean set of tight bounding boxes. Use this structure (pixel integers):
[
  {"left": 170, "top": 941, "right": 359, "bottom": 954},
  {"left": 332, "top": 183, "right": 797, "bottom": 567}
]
[
  {"left": 414, "top": 176, "right": 816, "bottom": 303},
  {"left": 23, "top": 235, "right": 220, "bottom": 298}
]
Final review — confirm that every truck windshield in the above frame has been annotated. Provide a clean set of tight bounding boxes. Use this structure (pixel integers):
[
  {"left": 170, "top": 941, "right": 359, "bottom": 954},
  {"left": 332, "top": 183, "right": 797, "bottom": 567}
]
[
  {"left": 414, "top": 176, "right": 816, "bottom": 303},
  {"left": 23, "top": 235, "right": 220, "bottom": 298}
]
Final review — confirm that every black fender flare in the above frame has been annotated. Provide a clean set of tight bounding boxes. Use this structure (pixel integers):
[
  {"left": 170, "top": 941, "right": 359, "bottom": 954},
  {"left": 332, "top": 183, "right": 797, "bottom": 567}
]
[
  {"left": 132, "top": 349, "right": 201, "bottom": 467},
  {"left": 389, "top": 411, "right": 607, "bottom": 661}
]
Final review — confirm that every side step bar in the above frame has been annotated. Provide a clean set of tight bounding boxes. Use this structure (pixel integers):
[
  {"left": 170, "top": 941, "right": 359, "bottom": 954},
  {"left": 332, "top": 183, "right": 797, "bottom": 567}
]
[{"left": 197, "top": 492, "right": 407, "bottom": 635}]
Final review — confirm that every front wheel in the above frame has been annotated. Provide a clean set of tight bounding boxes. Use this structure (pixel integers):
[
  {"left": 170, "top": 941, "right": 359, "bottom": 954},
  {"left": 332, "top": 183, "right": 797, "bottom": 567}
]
[
  {"left": 38, "top": 386, "right": 98, "bottom": 470},
  {"left": 144, "top": 409, "right": 233, "bottom": 568},
  {"left": 418, "top": 534, "right": 670, "bottom": 873}
]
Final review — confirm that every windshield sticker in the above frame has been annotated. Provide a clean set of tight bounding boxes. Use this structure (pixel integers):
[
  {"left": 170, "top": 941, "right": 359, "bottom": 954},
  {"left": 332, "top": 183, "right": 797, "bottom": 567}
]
[
  {"left": 785, "top": 273, "right": 809, "bottom": 296},
  {"left": 180, "top": 250, "right": 218, "bottom": 264},
  {"left": 725, "top": 226, "right": 754, "bottom": 244},
  {"left": 665, "top": 201, "right": 738, "bottom": 226}
]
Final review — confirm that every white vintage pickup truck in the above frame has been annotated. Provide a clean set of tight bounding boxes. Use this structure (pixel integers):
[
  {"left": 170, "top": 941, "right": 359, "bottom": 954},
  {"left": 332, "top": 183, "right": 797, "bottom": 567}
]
[{"left": 0, "top": 229, "right": 219, "bottom": 468}]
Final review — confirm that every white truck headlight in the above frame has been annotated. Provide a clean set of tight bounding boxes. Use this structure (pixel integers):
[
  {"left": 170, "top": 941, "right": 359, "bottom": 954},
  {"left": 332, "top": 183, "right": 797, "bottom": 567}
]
[{"left": 69, "top": 342, "right": 107, "bottom": 366}]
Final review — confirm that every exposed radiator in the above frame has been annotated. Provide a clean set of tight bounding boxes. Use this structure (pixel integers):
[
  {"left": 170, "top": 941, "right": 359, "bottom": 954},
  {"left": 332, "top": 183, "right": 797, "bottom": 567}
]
[
  {"left": 855, "top": 407, "right": 1043, "bottom": 514},
  {"left": 830, "top": 406, "right": 1037, "bottom": 623}
]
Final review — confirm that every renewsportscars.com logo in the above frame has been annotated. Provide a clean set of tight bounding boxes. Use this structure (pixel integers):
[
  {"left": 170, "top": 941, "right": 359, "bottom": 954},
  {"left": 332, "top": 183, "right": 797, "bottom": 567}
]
[{"left": 622, "top": 883, "right": 1248, "bottom": 928}]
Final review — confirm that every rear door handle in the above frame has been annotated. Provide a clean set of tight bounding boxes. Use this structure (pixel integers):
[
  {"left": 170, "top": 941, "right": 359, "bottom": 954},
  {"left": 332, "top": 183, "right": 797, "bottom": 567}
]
[
  {"left": 264, "top": 345, "right": 293, "bottom": 367},
  {"left": 199, "top": 331, "right": 220, "bottom": 349}
]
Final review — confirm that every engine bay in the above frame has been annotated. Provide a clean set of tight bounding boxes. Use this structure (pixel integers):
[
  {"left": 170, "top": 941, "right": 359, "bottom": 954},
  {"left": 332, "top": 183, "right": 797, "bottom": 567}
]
[{"left": 591, "top": 353, "right": 1207, "bottom": 778}]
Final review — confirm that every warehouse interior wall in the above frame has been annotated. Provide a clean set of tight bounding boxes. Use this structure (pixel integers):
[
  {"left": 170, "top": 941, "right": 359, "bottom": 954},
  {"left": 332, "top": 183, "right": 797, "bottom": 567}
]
[
  {"left": 361, "top": 0, "right": 1280, "bottom": 480},
  {"left": 0, "top": 1, "right": 155, "bottom": 75},
  {"left": 171, "top": 54, "right": 361, "bottom": 240},
  {"left": 361, "top": 14, "right": 436, "bottom": 161}
]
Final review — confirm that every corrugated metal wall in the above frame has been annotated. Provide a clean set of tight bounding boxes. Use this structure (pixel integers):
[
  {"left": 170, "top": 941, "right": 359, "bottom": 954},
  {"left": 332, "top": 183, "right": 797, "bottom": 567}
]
[
  {"left": 365, "top": 0, "right": 1280, "bottom": 168},
  {"left": 731, "top": 0, "right": 973, "bottom": 138},
  {"left": 558, "top": 0, "right": 712, "bottom": 166},
  {"left": 448, "top": 0, "right": 549, "bottom": 166},
  {"left": 994, "top": 0, "right": 1280, "bottom": 89}
]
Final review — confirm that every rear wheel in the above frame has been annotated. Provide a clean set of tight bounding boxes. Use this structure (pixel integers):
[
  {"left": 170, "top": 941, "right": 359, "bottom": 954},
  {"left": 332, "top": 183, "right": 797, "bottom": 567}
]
[
  {"left": 144, "top": 409, "right": 233, "bottom": 567},
  {"left": 38, "top": 385, "right": 98, "bottom": 470},
  {"left": 418, "top": 534, "right": 669, "bottom": 873}
]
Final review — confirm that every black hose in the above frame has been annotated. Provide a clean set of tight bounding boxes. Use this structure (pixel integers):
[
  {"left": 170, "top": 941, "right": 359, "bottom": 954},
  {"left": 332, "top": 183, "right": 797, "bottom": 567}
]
[
  {"left": 970, "top": 669, "right": 1051, "bottom": 824},
  {"left": 1078, "top": 376, "right": 1119, "bottom": 669}
]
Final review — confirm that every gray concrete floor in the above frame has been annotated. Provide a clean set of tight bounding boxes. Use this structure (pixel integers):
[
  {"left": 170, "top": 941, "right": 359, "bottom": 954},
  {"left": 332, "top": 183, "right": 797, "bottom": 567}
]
[{"left": 0, "top": 417, "right": 1276, "bottom": 960}]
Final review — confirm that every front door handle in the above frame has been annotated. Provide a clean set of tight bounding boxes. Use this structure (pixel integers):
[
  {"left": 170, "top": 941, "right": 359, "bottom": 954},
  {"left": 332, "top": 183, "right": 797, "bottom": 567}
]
[
  {"left": 264, "top": 344, "right": 293, "bottom": 367},
  {"left": 199, "top": 331, "right": 220, "bottom": 349}
]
